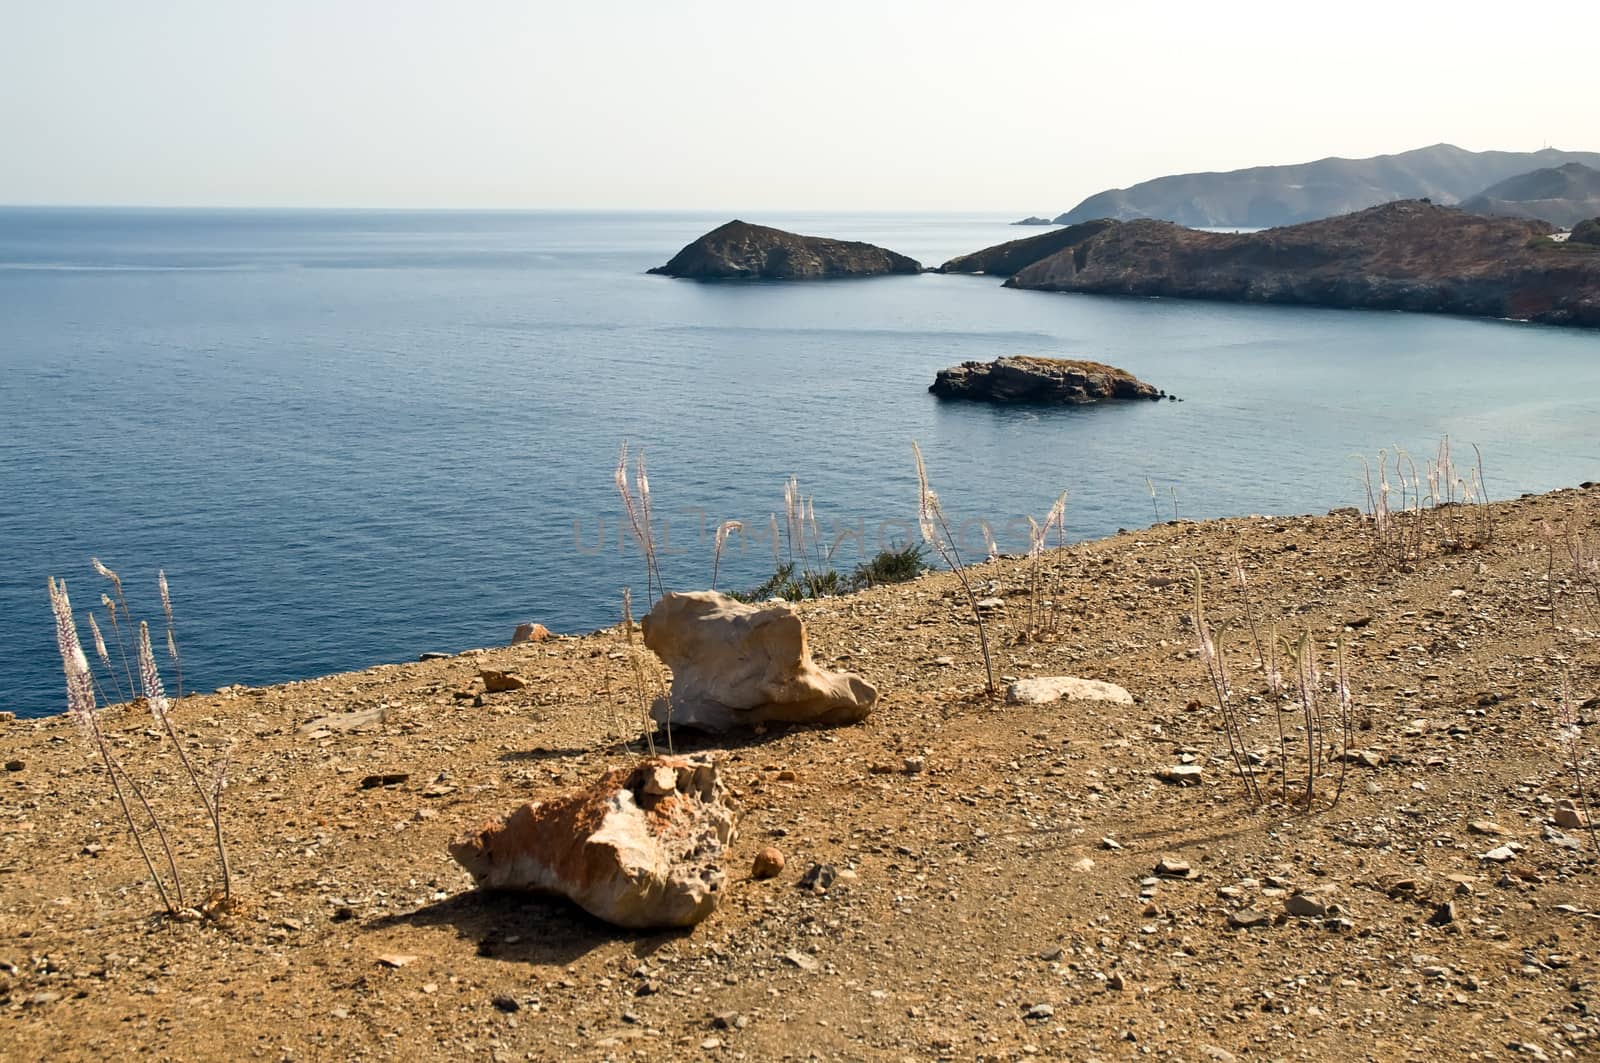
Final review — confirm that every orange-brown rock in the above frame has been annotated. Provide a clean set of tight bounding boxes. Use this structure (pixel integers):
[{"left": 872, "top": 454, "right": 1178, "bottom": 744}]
[
  {"left": 641, "top": 591, "right": 877, "bottom": 733},
  {"left": 448, "top": 754, "right": 734, "bottom": 928}
]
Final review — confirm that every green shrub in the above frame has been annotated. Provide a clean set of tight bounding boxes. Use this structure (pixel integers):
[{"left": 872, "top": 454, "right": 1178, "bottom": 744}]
[{"left": 850, "top": 543, "right": 929, "bottom": 589}]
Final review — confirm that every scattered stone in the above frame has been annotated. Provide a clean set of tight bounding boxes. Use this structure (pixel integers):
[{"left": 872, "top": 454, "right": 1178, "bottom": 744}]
[
  {"left": 798, "top": 863, "right": 838, "bottom": 894},
  {"left": 780, "top": 951, "right": 820, "bottom": 972},
  {"left": 1071, "top": 857, "right": 1096, "bottom": 873},
  {"left": 752, "top": 847, "right": 785, "bottom": 880},
  {"left": 360, "top": 773, "right": 410, "bottom": 789},
  {"left": 1155, "top": 856, "right": 1194, "bottom": 879},
  {"left": 1100, "top": 837, "right": 1122, "bottom": 850},
  {"left": 1105, "top": 972, "right": 1126, "bottom": 991},
  {"left": 491, "top": 994, "right": 521, "bottom": 1013},
  {"left": 479, "top": 669, "right": 527, "bottom": 693},
  {"left": 449, "top": 755, "right": 734, "bottom": 928},
  {"left": 640, "top": 591, "right": 877, "bottom": 732},
  {"left": 1284, "top": 894, "right": 1327, "bottom": 919},
  {"left": 1468, "top": 820, "right": 1505, "bottom": 836},
  {"left": 1227, "top": 909, "right": 1270, "bottom": 930},
  {"left": 1023, "top": 1002, "right": 1055, "bottom": 1020},
  {"left": 1006, "top": 676, "right": 1134, "bottom": 706},
  {"left": 4, "top": 759, "right": 23, "bottom": 772},
  {"left": 1554, "top": 800, "right": 1589, "bottom": 831},
  {"left": 376, "top": 954, "right": 418, "bottom": 968},
  {"left": 511, "top": 622, "right": 552, "bottom": 645},
  {"left": 418, "top": 651, "right": 451, "bottom": 661},
  {"left": 1199, "top": 1047, "right": 1238, "bottom": 1062},
  {"left": 1479, "top": 845, "right": 1517, "bottom": 863},
  {"left": 298, "top": 706, "right": 389, "bottom": 734},
  {"left": 1158, "top": 764, "right": 1204, "bottom": 786},
  {"left": 903, "top": 756, "right": 926, "bottom": 774},
  {"left": 1427, "top": 901, "right": 1457, "bottom": 927},
  {"left": 421, "top": 783, "right": 457, "bottom": 798}
]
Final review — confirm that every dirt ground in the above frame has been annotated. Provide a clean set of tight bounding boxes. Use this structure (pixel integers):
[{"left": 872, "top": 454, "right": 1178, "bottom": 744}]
[{"left": 3, "top": 486, "right": 1598, "bottom": 1062}]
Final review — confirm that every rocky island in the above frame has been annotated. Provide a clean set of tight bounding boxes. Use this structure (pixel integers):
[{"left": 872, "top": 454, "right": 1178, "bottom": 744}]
[
  {"left": 649, "top": 220, "right": 922, "bottom": 280},
  {"left": 947, "top": 201, "right": 1600, "bottom": 328},
  {"left": 930, "top": 355, "right": 1165, "bottom": 404}
]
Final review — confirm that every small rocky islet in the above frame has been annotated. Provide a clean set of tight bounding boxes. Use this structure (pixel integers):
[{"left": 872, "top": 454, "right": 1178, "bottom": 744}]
[
  {"left": 930, "top": 355, "right": 1167, "bottom": 405},
  {"left": 648, "top": 219, "right": 921, "bottom": 280}
]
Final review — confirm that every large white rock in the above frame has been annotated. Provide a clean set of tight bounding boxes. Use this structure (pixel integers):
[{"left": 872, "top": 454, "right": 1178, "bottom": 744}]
[
  {"left": 448, "top": 755, "right": 734, "bottom": 928},
  {"left": 641, "top": 591, "right": 877, "bottom": 732},
  {"left": 1006, "top": 676, "right": 1134, "bottom": 705}
]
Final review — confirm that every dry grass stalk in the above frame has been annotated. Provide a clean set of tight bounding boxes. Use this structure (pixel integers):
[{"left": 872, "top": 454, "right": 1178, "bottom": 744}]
[
  {"left": 138, "top": 621, "right": 230, "bottom": 902},
  {"left": 614, "top": 442, "right": 664, "bottom": 604},
  {"left": 621, "top": 589, "right": 666, "bottom": 755},
  {"left": 1024, "top": 493, "right": 1067, "bottom": 638},
  {"left": 159, "top": 568, "right": 183, "bottom": 698},
  {"left": 1556, "top": 674, "right": 1599, "bottom": 854},
  {"left": 912, "top": 442, "right": 995, "bottom": 696},
  {"left": 50, "top": 577, "right": 183, "bottom": 915},
  {"left": 1191, "top": 570, "right": 1263, "bottom": 805},
  {"left": 711, "top": 520, "right": 743, "bottom": 591}
]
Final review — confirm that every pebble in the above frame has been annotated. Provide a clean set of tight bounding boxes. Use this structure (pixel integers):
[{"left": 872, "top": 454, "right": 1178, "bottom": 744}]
[
  {"left": 4, "top": 760, "right": 23, "bottom": 772},
  {"left": 491, "top": 995, "right": 521, "bottom": 1013},
  {"left": 1554, "top": 801, "right": 1588, "bottom": 831},
  {"left": 1024, "top": 1003, "right": 1054, "bottom": 1020},
  {"left": 752, "top": 847, "right": 785, "bottom": 880},
  {"left": 1427, "top": 901, "right": 1457, "bottom": 927},
  {"left": 1158, "top": 764, "right": 1204, "bottom": 786},
  {"left": 1283, "top": 894, "right": 1327, "bottom": 919},
  {"left": 903, "top": 755, "right": 926, "bottom": 774},
  {"left": 1227, "top": 909, "right": 1270, "bottom": 930},
  {"left": 780, "top": 951, "right": 819, "bottom": 973},
  {"left": 1155, "top": 856, "right": 1194, "bottom": 879},
  {"left": 1468, "top": 820, "right": 1504, "bottom": 836},
  {"left": 479, "top": 669, "right": 527, "bottom": 693},
  {"left": 1479, "top": 845, "right": 1517, "bottom": 863}
]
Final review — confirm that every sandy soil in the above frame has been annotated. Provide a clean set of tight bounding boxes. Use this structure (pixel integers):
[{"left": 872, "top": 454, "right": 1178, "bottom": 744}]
[{"left": 3, "top": 486, "right": 1598, "bottom": 1062}]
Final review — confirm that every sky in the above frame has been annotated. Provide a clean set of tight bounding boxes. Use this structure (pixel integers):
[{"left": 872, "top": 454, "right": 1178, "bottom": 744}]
[{"left": 2, "top": 0, "right": 1597, "bottom": 212}]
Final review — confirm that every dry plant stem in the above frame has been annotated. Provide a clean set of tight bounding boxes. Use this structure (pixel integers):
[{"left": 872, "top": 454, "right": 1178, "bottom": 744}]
[
  {"left": 51, "top": 577, "right": 181, "bottom": 914},
  {"left": 1558, "top": 676, "right": 1599, "bottom": 855},
  {"left": 621, "top": 589, "right": 660, "bottom": 756},
  {"left": 1333, "top": 637, "right": 1352, "bottom": 807},
  {"left": 1192, "top": 571, "right": 1262, "bottom": 805},
  {"left": 139, "top": 622, "right": 230, "bottom": 900},
  {"left": 96, "top": 721, "right": 181, "bottom": 914},
  {"left": 912, "top": 442, "right": 995, "bottom": 696},
  {"left": 159, "top": 569, "right": 183, "bottom": 699},
  {"left": 87, "top": 612, "right": 127, "bottom": 704},
  {"left": 614, "top": 442, "right": 664, "bottom": 605},
  {"left": 101, "top": 597, "right": 138, "bottom": 703},
  {"left": 711, "top": 520, "right": 742, "bottom": 591}
]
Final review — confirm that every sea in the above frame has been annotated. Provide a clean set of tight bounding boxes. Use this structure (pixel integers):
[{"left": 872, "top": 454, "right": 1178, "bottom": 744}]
[{"left": 3, "top": 207, "right": 1598, "bottom": 719}]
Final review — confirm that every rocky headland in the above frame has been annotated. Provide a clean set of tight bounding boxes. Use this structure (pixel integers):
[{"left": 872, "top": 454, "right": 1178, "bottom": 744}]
[
  {"left": 953, "top": 200, "right": 1600, "bottom": 327},
  {"left": 649, "top": 220, "right": 921, "bottom": 280},
  {"left": 3, "top": 485, "right": 1599, "bottom": 1060},
  {"left": 937, "top": 220, "right": 1116, "bottom": 278},
  {"left": 1011, "top": 216, "right": 1054, "bottom": 226},
  {"left": 930, "top": 355, "right": 1165, "bottom": 404}
]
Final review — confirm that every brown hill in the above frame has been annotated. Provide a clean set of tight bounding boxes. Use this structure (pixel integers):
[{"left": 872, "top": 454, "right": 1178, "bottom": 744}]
[
  {"left": 1000, "top": 201, "right": 1600, "bottom": 327},
  {"left": 649, "top": 220, "right": 921, "bottom": 280}
]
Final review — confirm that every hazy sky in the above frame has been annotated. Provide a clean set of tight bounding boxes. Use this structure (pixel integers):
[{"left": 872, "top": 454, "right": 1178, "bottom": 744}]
[{"left": 3, "top": 0, "right": 1596, "bottom": 211}]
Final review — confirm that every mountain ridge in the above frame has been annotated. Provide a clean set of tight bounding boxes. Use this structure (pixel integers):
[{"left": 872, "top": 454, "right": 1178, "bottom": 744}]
[{"left": 1053, "top": 144, "right": 1600, "bottom": 228}]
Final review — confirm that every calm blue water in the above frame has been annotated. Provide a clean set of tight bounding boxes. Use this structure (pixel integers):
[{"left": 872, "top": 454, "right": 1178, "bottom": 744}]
[{"left": 3, "top": 207, "right": 1598, "bottom": 718}]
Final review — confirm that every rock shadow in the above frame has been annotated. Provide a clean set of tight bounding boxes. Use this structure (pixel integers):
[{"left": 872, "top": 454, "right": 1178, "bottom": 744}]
[{"left": 369, "top": 889, "right": 689, "bottom": 966}]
